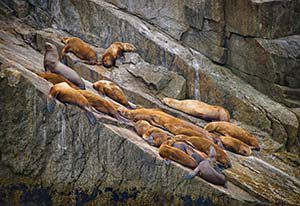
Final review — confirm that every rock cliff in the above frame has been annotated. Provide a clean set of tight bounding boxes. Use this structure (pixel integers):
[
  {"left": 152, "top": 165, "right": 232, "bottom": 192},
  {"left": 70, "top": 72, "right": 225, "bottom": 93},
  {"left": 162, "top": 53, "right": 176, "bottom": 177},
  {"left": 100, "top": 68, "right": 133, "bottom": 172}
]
[{"left": 0, "top": 1, "right": 299, "bottom": 205}]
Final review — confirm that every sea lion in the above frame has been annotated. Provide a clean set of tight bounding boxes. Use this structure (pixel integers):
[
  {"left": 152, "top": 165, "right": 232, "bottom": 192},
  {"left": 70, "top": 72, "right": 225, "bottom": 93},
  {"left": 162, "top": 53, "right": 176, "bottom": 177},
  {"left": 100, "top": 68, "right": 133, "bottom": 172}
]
[
  {"left": 43, "top": 42, "right": 85, "bottom": 89},
  {"left": 185, "top": 146, "right": 227, "bottom": 187},
  {"left": 37, "top": 72, "right": 80, "bottom": 90},
  {"left": 204, "top": 121, "right": 260, "bottom": 151},
  {"left": 162, "top": 98, "right": 230, "bottom": 122},
  {"left": 174, "top": 135, "right": 231, "bottom": 168},
  {"left": 159, "top": 139, "right": 207, "bottom": 168},
  {"left": 61, "top": 37, "right": 98, "bottom": 65},
  {"left": 47, "top": 83, "right": 96, "bottom": 125},
  {"left": 102, "top": 42, "right": 136, "bottom": 68},
  {"left": 77, "top": 90, "right": 124, "bottom": 121},
  {"left": 93, "top": 80, "right": 135, "bottom": 109},
  {"left": 134, "top": 120, "right": 173, "bottom": 147},
  {"left": 217, "top": 135, "right": 252, "bottom": 156},
  {"left": 118, "top": 108, "right": 213, "bottom": 140}
]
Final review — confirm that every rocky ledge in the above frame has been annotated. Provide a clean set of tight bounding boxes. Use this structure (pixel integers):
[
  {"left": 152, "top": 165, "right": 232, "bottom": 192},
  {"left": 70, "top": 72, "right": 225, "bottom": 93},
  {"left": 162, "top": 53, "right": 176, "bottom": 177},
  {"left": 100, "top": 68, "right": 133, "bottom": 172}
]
[{"left": 0, "top": 13, "right": 300, "bottom": 205}]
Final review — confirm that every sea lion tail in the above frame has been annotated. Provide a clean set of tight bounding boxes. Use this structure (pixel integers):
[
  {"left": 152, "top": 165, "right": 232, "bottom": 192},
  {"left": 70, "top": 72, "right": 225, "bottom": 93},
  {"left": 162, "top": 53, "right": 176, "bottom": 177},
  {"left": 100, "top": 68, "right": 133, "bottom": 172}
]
[
  {"left": 84, "top": 107, "right": 97, "bottom": 125},
  {"left": 47, "top": 94, "right": 57, "bottom": 112},
  {"left": 127, "top": 102, "right": 137, "bottom": 109}
]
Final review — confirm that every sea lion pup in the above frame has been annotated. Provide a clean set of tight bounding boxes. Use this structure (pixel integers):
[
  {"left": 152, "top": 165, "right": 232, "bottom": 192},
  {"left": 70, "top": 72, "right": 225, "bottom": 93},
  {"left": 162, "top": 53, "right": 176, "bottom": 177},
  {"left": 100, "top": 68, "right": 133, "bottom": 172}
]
[
  {"left": 185, "top": 146, "right": 227, "bottom": 188},
  {"left": 118, "top": 108, "right": 213, "bottom": 140},
  {"left": 60, "top": 37, "right": 98, "bottom": 65},
  {"left": 102, "top": 42, "right": 136, "bottom": 68},
  {"left": 134, "top": 120, "right": 173, "bottom": 147},
  {"left": 159, "top": 140, "right": 207, "bottom": 168},
  {"left": 43, "top": 42, "right": 85, "bottom": 89},
  {"left": 37, "top": 72, "right": 80, "bottom": 90},
  {"left": 204, "top": 121, "right": 260, "bottom": 151},
  {"left": 174, "top": 135, "right": 231, "bottom": 168},
  {"left": 77, "top": 90, "right": 125, "bottom": 122},
  {"left": 162, "top": 98, "right": 230, "bottom": 122},
  {"left": 218, "top": 135, "right": 252, "bottom": 156},
  {"left": 93, "top": 80, "right": 135, "bottom": 109},
  {"left": 47, "top": 83, "right": 96, "bottom": 125}
]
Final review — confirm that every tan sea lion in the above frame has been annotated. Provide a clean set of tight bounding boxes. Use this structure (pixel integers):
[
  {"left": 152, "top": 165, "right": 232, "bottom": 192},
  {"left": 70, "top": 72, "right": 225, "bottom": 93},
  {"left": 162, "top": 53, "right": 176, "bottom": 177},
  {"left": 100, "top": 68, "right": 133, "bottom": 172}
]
[
  {"left": 93, "top": 80, "right": 135, "bottom": 109},
  {"left": 185, "top": 146, "right": 227, "bottom": 188},
  {"left": 134, "top": 120, "right": 173, "bottom": 147},
  {"left": 174, "top": 135, "right": 231, "bottom": 168},
  {"left": 43, "top": 42, "right": 85, "bottom": 89},
  {"left": 47, "top": 83, "right": 96, "bottom": 125},
  {"left": 118, "top": 108, "right": 213, "bottom": 140},
  {"left": 162, "top": 98, "right": 230, "bottom": 122},
  {"left": 60, "top": 37, "right": 99, "bottom": 65},
  {"left": 77, "top": 90, "right": 124, "bottom": 121},
  {"left": 159, "top": 139, "right": 207, "bottom": 168},
  {"left": 217, "top": 135, "right": 252, "bottom": 156},
  {"left": 37, "top": 72, "right": 80, "bottom": 90},
  {"left": 102, "top": 42, "right": 136, "bottom": 68},
  {"left": 204, "top": 121, "right": 260, "bottom": 151}
]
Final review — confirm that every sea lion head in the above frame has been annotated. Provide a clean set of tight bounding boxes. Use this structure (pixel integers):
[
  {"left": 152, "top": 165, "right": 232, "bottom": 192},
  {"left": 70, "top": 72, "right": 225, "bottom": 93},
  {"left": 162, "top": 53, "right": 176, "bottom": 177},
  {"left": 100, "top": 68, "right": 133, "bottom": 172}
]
[
  {"left": 122, "top": 43, "right": 136, "bottom": 52},
  {"left": 204, "top": 122, "right": 218, "bottom": 132},
  {"left": 162, "top": 97, "right": 176, "bottom": 107},
  {"left": 45, "top": 42, "right": 57, "bottom": 53},
  {"left": 135, "top": 120, "right": 151, "bottom": 135},
  {"left": 102, "top": 53, "right": 115, "bottom": 68},
  {"left": 239, "top": 144, "right": 252, "bottom": 156},
  {"left": 219, "top": 108, "right": 231, "bottom": 122},
  {"left": 44, "top": 42, "right": 59, "bottom": 71}
]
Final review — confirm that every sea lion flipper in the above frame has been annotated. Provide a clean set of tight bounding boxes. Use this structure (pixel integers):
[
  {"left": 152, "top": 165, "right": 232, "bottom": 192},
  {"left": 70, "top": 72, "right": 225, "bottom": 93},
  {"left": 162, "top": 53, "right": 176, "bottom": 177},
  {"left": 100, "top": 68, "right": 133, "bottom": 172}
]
[
  {"left": 184, "top": 162, "right": 202, "bottom": 180},
  {"left": 84, "top": 108, "right": 97, "bottom": 125},
  {"left": 47, "top": 95, "right": 57, "bottom": 112}
]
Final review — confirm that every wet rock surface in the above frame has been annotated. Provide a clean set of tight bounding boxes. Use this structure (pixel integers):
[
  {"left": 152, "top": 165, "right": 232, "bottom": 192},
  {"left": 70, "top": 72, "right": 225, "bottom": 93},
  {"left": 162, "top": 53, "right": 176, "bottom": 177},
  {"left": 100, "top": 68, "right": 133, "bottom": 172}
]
[{"left": 0, "top": 2, "right": 300, "bottom": 206}]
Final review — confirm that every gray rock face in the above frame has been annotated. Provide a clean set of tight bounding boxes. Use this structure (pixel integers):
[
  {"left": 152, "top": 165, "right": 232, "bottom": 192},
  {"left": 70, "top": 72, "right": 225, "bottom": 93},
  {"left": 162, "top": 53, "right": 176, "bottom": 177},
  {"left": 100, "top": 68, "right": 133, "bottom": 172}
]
[
  {"left": 18, "top": 0, "right": 300, "bottom": 154},
  {"left": 0, "top": 2, "right": 300, "bottom": 206},
  {"left": 0, "top": 24, "right": 300, "bottom": 206},
  {"left": 226, "top": 0, "right": 300, "bottom": 39},
  {"left": 227, "top": 34, "right": 300, "bottom": 107}
]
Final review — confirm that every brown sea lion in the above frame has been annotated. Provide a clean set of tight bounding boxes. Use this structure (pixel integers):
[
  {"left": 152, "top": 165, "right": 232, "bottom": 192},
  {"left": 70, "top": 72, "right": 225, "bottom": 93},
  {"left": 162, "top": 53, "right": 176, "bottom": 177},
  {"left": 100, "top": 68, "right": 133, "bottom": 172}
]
[
  {"left": 93, "top": 80, "right": 135, "bottom": 109},
  {"left": 185, "top": 146, "right": 227, "bottom": 188},
  {"left": 159, "top": 139, "right": 207, "bottom": 168},
  {"left": 44, "top": 42, "right": 85, "bottom": 89},
  {"left": 37, "top": 72, "right": 80, "bottom": 90},
  {"left": 204, "top": 121, "right": 260, "bottom": 151},
  {"left": 219, "top": 135, "right": 252, "bottom": 156},
  {"left": 162, "top": 98, "right": 230, "bottom": 122},
  {"left": 118, "top": 108, "right": 213, "bottom": 140},
  {"left": 47, "top": 83, "right": 96, "bottom": 125},
  {"left": 77, "top": 90, "right": 125, "bottom": 121},
  {"left": 134, "top": 120, "right": 173, "bottom": 147},
  {"left": 102, "top": 42, "right": 136, "bottom": 68},
  {"left": 60, "top": 37, "right": 99, "bottom": 65},
  {"left": 174, "top": 135, "right": 231, "bottom": 168}
]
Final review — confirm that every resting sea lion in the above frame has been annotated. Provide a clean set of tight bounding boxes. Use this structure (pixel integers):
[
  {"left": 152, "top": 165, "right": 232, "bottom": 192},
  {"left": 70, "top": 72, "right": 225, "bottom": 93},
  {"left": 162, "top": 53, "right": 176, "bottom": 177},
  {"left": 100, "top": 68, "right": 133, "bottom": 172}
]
[
  {"left": 47, "top": 83, "right": 96, "bottom": 125},
  {"left": 93, "top": 80, "right": 135, "bottom": 109},
  {"left": 174, "top": 135, "right": 231, "bottom": 168},
  {"left": 44, "top": 42, "right": 85, "bottom": 89},
  {"left": 162, "top": 98, "right": 230, "bottom": 122},
  {"left": 102, "top": 42, "right": 136, "bottom": 68},
  {"left": 159, "top": 139, "right": 207, "bottom": 168},
  {"left": 218, "top": 135, "right": 252, "bottom": 156},
  {"left": 61, "top": 37, "right": 99, "bottom": 65},
  {"left": 134, "top": 120, "right": 173, "bottom": 147},
  {"left": 119, "top": 108, "right": 213, "bottom": 140},
  {"left": 185, "top": 146, "right": 227, "bottom": 187},
  {"left": 204, "top": 121, "right": 260, "bottom": 151},
  {"left": 77, "top": 90, "right": 125, "bottom": 121},
  {"left": 37, "top": 72, "right": 80, "bottom": 89}
]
